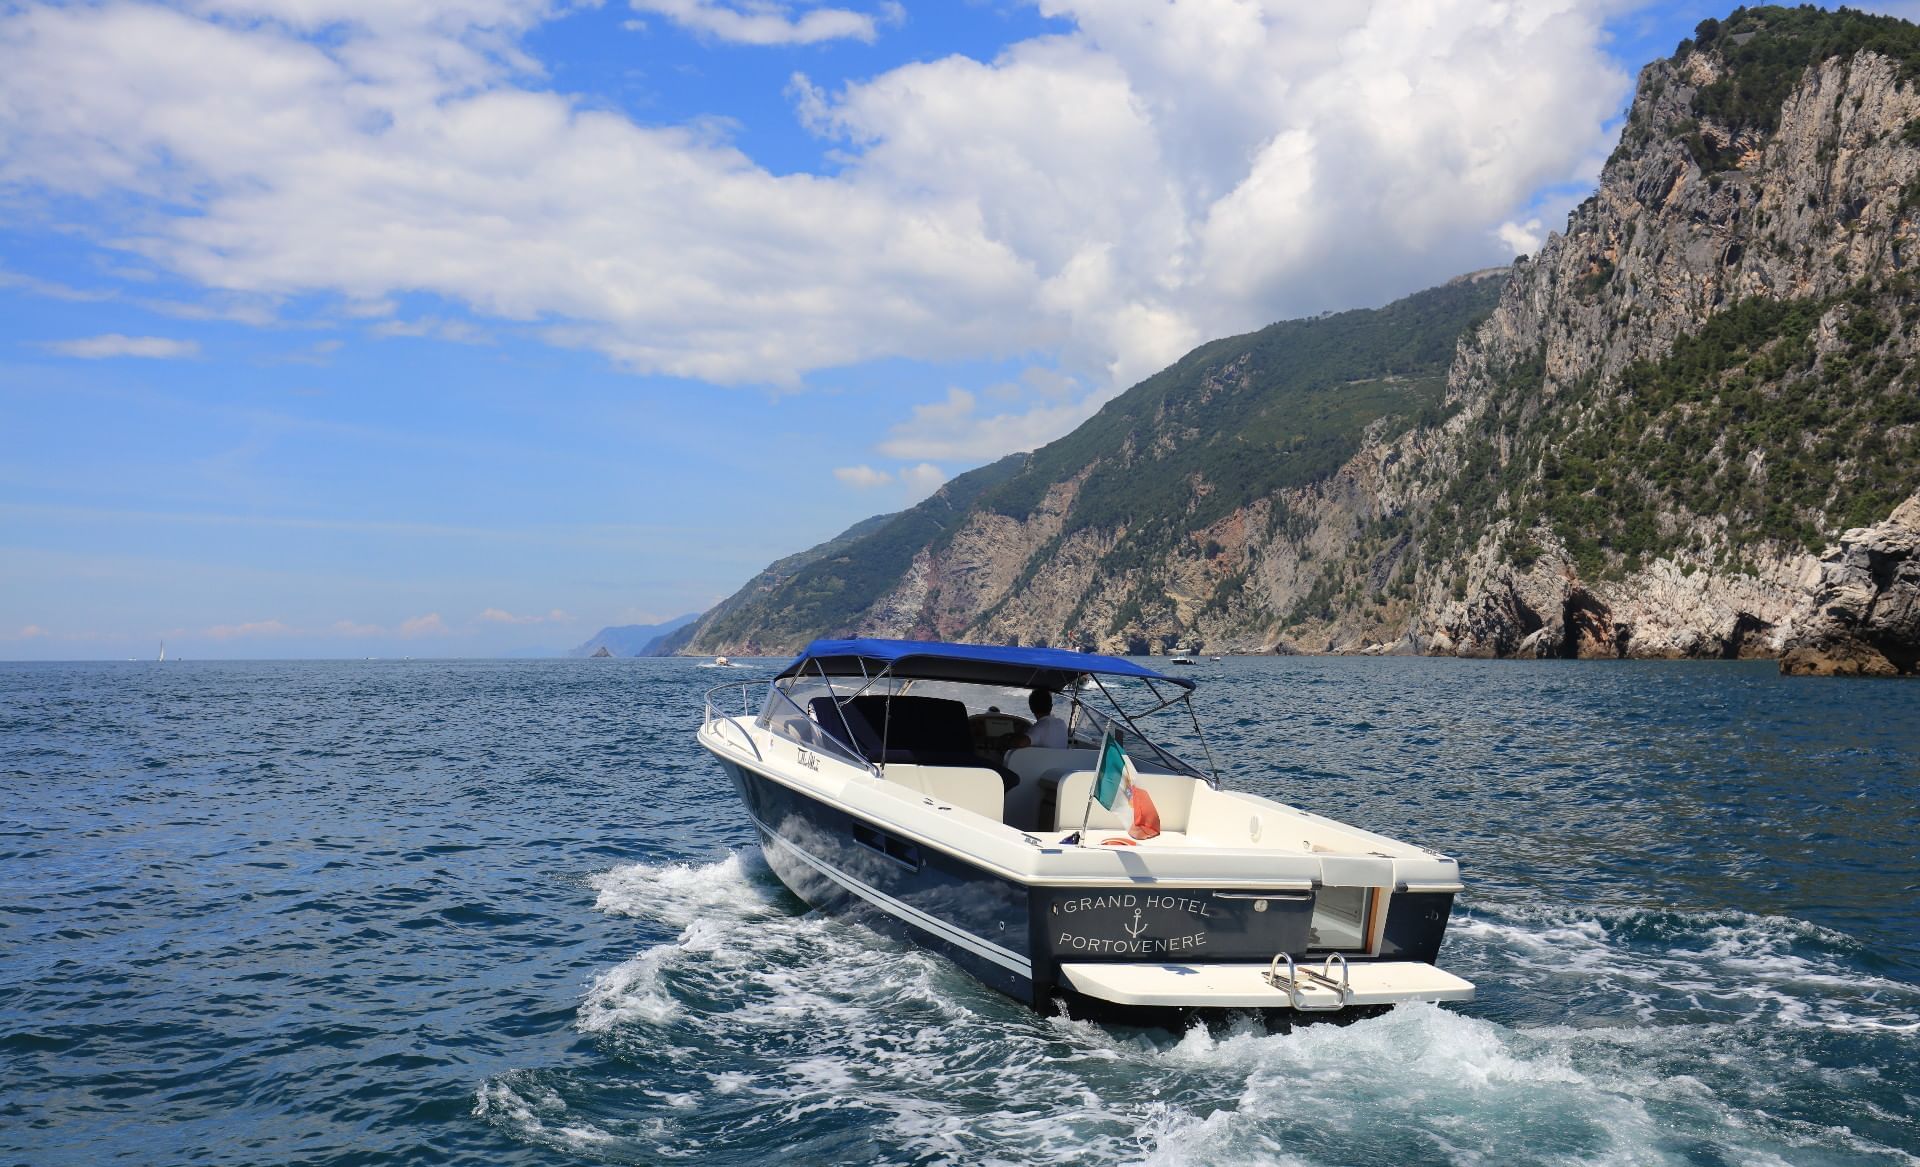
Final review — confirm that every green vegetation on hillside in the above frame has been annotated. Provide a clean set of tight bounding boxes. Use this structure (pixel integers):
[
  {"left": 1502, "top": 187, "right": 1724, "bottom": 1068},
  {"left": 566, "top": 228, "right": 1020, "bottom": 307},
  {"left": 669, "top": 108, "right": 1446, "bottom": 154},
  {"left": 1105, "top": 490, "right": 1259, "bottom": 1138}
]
[
  {"left": 979, "top": 275, "right": 1503, "bottom": 578},
  {"left": 669, "top": 510, "right": 899, "bottom": 653},
  {"left": 693, "top": 454, "right": 1026, "bottom": 647},
  {"left": 1437, "top": 277, "right": 1920, "bottom": 580},
  {"left": 688, "top": 274, "right": 1503, "bottom": 649},
  {"left": 1677, "top": 6, "right": 1920, "bottom": 170}
]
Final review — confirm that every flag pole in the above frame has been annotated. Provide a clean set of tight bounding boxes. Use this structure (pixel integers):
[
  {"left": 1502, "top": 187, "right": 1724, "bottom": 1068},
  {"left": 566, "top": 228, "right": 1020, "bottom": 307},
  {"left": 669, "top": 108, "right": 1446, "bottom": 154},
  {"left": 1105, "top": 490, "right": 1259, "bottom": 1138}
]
[{"left": 1079, "top": 728, "right": 1125, "bottom": 845}]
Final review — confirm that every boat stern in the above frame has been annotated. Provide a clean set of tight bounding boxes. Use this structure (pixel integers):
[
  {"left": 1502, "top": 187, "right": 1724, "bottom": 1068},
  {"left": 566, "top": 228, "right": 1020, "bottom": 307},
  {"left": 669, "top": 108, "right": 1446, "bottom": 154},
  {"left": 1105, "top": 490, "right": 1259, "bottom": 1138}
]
[{"left": 1057, "top": 957, "right": 1474, "bottom": 1015}]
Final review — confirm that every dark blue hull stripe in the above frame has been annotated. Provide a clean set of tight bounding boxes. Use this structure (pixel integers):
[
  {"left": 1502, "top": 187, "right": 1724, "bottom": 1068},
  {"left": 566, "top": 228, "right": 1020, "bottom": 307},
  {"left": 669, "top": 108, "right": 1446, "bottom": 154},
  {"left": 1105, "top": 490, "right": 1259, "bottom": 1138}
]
[{"left": 745, "top": 806, "right": 1033, "bottom": 979}]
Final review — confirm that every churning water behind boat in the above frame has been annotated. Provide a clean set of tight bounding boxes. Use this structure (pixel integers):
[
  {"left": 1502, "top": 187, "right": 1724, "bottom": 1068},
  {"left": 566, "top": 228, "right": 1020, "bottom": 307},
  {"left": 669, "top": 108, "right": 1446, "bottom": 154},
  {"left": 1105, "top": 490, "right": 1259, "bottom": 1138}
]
[{"left": 3, "top": 657, "right": 1916, "bottom": 1165}]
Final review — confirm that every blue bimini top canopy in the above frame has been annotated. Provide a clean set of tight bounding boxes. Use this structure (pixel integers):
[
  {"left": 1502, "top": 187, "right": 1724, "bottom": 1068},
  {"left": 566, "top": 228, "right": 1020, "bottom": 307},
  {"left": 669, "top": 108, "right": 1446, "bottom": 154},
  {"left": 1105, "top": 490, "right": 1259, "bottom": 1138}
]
[{"left": 777, "top": 637, "right": 1195, "bottom": 692}]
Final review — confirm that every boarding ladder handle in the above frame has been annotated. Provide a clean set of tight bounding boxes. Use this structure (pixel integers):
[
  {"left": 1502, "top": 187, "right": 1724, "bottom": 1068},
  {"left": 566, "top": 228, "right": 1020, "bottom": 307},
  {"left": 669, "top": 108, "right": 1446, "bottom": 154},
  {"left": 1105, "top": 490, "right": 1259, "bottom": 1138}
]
[{"left": 1265, "top": 951, "right": 1352, "bottom": 1012}]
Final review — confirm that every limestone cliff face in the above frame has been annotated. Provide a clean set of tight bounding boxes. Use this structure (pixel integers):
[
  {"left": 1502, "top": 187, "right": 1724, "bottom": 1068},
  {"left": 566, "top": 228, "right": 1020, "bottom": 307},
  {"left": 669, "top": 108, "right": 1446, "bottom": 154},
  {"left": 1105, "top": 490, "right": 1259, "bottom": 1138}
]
[
  {"left": 1486, "top": 49, "right": 1920, "bottom": 391},
  {"left": 685, "top": 12, "right": 1920, "bottom": 670},
  {"left": 1779, "top": 493, "right": 1920, "bottom": 675},
  {"left": 1398, "top": 38, "right": 1920, "bottom": 663},
  {"left": 687, "top": 272, "right": 1503, "bottom": 656}
]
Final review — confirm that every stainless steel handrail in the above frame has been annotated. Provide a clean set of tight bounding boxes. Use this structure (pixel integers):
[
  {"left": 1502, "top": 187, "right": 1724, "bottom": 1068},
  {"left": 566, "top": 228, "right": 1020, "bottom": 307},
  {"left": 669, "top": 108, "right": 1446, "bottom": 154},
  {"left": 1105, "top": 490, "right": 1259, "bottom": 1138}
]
[
  {"left": 1072, "top": 701, "right": 1209, "bottom": 782},
  {"left": 1265, "top": 950, "right": 1353, "bottom": 1012},
  {"left": 700, "top": 676, "right": 879, "bottom": 776},
  {"left": 701, "top": 678, "right": 766, "bottom": 762}
]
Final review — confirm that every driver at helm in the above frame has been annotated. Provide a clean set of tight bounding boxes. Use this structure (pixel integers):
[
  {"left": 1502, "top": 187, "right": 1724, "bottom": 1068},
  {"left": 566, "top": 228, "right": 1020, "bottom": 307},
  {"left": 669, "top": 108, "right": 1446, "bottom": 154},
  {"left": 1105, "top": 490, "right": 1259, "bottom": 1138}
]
[{"left": 1014, "top": 688, "right": 1068, "bottom": 749}]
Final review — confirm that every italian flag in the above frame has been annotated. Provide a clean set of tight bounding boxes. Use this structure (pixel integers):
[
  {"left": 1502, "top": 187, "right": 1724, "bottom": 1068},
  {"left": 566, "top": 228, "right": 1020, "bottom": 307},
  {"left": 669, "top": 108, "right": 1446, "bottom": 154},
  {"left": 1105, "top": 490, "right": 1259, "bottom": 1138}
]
[{"left": 1093, "top": 732, "right": 1160, "bottom": 841}]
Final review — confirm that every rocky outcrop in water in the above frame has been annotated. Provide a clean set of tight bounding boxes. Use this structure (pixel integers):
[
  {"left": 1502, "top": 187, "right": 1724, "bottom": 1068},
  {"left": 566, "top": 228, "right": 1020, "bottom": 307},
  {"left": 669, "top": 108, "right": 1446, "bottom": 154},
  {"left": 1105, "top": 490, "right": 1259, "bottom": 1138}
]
[{"left": 1779, "top": 493, "right": 1920, "bottom": 675}]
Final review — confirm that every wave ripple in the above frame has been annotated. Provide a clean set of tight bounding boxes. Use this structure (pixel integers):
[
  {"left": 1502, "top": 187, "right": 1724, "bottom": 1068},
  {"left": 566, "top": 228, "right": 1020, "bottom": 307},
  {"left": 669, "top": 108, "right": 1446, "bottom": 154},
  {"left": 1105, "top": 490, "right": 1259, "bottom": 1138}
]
[{"left": 3, "top": 656, "right": 1916, "bottom": 1165}]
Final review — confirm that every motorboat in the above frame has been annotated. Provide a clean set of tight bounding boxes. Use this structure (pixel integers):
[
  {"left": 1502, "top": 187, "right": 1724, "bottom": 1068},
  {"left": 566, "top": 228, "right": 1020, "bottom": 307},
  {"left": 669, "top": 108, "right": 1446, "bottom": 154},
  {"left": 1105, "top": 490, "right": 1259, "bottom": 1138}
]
[
  {"left": 1169, "top": 655, "right": 1198, "bottom": 665},
  {"left": 697, "top": 638, "right": 1472, "bottom": 1019},
  {"left": 699, "top": 655, "right": 745, "bottom": 669}
]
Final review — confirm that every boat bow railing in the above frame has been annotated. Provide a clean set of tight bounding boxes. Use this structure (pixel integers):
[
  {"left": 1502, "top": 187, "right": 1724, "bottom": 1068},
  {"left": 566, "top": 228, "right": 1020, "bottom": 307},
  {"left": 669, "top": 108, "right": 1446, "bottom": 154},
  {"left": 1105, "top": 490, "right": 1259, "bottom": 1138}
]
[
  {"left": 702, "top": 679, "right": 766, "bottom": 762},
  {"left": 701, "top": 677, "right": 878, "bottom": 775}
]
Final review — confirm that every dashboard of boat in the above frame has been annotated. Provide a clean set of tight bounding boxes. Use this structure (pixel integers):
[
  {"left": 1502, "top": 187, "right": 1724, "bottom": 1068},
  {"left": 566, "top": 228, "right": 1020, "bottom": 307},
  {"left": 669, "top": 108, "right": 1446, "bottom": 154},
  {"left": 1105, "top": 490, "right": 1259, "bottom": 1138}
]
[{"left": 968, "top": 712, "right": 1029, "bottom": 757}]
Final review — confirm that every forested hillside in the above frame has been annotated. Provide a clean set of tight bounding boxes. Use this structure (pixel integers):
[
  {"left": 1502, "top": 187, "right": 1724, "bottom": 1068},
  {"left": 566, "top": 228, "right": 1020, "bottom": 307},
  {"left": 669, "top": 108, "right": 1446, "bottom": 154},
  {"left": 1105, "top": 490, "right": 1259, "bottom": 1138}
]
[
  {"left": 684, "top": 6, "right": 1920, "bottom": 675},
  {"left": 682, "top": 273, "right": 1502, "bottom": 653}
]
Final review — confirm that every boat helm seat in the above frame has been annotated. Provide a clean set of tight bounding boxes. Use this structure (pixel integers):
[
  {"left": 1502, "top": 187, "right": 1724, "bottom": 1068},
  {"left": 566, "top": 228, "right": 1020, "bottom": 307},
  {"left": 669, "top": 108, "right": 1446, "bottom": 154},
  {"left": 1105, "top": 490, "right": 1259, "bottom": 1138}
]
[
  {"left": 1002, "top": 748, "right": 1098, "bottom": 830},
  {"left": 808, "top": 696, "right": 1018, "bottom": 791},
  {"left": 850, "top": 695, "right": 974, "bottom": 756}
]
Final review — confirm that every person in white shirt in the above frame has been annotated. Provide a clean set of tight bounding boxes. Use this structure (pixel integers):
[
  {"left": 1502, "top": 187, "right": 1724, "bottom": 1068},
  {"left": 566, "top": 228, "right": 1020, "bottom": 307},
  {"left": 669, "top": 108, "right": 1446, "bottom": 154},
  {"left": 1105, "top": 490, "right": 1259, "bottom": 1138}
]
[{"left": 1019, "top": 688, "right": 1069, "bottom": 749}]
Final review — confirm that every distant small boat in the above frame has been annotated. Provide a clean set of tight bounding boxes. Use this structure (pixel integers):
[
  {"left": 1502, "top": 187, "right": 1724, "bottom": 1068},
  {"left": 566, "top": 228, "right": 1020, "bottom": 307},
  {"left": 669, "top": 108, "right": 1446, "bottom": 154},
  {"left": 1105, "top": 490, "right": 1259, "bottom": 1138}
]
[
  {"left": 1210, "top": 655, "right": 1223, "bottom": 662},
  {"left": 699, "top": 655, "right": 746, "bottom": 669},
  {"left": 158, "top": 642, "right": 166, "bottom": 662},
  {"left": 1169, "top": 655, "right": 1198, "bottom": 665}
]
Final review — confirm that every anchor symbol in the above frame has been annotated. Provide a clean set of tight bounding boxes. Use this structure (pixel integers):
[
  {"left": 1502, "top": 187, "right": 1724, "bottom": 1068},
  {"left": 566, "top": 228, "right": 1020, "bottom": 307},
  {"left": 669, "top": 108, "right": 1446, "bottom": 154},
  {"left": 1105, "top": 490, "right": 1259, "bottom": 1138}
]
[{"left": 1124, "top": 908, "right": 1148, "bottom": 938}]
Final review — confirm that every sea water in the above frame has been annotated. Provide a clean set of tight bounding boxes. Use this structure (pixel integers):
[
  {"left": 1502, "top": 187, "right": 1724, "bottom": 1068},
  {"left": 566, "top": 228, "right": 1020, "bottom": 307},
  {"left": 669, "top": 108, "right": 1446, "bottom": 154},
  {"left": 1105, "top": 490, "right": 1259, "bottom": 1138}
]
[{"left": 2, "top": 657, "right": 1915, "bottom": 1165}]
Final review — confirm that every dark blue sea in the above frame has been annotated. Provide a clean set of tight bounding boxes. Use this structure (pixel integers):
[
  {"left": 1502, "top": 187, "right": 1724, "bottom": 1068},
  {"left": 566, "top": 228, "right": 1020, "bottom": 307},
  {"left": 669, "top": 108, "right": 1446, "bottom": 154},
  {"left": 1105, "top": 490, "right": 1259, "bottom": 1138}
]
[{"left": 3, "top": 658, "right": 1917, "bottom": 1165}]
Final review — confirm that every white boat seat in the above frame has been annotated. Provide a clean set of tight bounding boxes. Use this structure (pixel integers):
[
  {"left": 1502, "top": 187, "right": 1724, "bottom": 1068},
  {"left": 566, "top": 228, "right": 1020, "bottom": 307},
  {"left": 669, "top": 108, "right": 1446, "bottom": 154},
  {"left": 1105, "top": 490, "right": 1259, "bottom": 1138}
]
[
  {"left": 1047, "top": 770, "right": 1199, "bottom": 833},
  {"left": 1003, "top": 747, "right": 1098, "bottom": 784},
  {"left": 880, "top": 764, "right": 1005, "bottom": 822}
]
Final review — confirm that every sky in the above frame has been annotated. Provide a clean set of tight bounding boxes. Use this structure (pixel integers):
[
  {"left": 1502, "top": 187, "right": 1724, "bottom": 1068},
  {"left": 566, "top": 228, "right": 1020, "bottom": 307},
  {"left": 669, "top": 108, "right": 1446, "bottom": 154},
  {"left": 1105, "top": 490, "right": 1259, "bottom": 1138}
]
[{"left": 0, "top": 0, "right": 1861, "bottom": 659}]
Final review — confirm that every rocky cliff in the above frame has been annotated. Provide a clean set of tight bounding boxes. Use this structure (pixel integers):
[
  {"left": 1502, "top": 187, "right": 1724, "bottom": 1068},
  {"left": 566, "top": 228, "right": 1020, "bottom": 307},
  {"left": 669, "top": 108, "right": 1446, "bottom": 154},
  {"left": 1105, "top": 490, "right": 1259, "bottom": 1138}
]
[
  {"left": 670, "top": 507, "right": 909, "bottom": 655},
  {"left": 684, "top": 7, "right": 1920, "bottom": 671},
  {"left": 1779, "top": 492, "right": 1920, "bottom": 674},
  {"left": 1394, "top": 8, "right": 1920, "bottom": 663},
  {"left": 685, "top": 272, "right": 1504, "bottom": 655}
]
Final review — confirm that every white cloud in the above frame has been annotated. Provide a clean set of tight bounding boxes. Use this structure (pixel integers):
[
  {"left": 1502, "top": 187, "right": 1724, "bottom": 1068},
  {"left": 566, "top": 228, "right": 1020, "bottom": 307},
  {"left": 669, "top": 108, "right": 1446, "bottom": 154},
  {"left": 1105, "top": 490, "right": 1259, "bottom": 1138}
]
[
  {"left": 370, "top": 316, "right": 489, "bottom": 343},
  {"left": 0, "top": 0, "right": 1631, "bottom": 405},
  {"left": 878, "top": 383, "right": 1102, "bottom": 461},
  {"left": 628, "top": 0, "right": 894, "bottom": 45},
  {"left": 140, "top": 295, "right": 282, "bottom": 326},
  {"left": 0, "top": 268, "right": 112, "bottom": 301},
  {"left": 43, "top": 334, "right": 201, "bottom": 359},
  {"left": 15, "top": 624, "right": 48, "bottom": 638},
  {"left": 833, "top": 460, "right": 944, "bottom": 497},
  {"left": 833, "top": 464, "right": 893, "bottom": 489},
  {"left": 898, "top": 461, "right": 944, "bottom": 497},
  {"left": 1496, "top": 217, "right": 1546, "bottom": 256},
  {"left": 479, "top": 606, "right": 570, "bottom": 623},
  {"left": 398, "top": 612, "right": 448, "bottom": 636},
  {"left": 330, "top": 619, "right": 383, "bottom": 635}
]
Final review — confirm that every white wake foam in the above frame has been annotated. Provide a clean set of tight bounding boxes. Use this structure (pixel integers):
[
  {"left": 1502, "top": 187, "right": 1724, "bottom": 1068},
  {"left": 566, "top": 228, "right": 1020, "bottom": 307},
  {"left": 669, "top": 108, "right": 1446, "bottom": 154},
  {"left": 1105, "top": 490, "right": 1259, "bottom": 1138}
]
[
  {"left": 473, "top": 1078, "right": 617, "bottom": 1154},
  {"left": 1452, "top": 903, "right": 1920, "bottom": 1033},
  {"left": 481, "top": 857, "right": 1920, "bottom": 1165}
]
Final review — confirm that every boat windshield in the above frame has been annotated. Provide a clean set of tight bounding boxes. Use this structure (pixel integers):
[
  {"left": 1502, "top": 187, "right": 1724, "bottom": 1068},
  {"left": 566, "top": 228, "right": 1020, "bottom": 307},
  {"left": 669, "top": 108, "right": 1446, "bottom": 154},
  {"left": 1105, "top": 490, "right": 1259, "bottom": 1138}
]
[{"left": 759, "top": 666, "right": 1214, "bottom": 782}]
